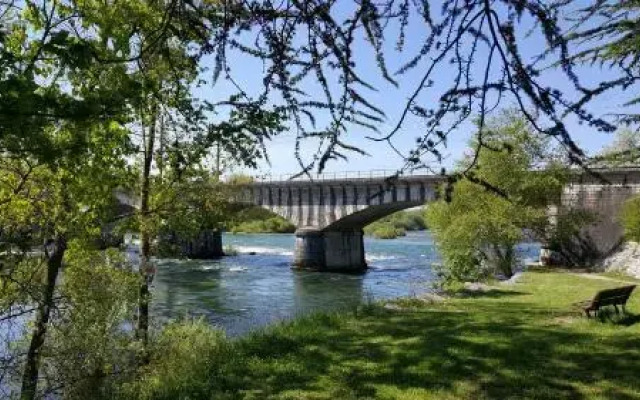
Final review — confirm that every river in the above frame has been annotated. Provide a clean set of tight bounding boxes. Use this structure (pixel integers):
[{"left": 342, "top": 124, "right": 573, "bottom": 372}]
[{"left": 150, "top": 231, "right": 541, "bottom": 336}]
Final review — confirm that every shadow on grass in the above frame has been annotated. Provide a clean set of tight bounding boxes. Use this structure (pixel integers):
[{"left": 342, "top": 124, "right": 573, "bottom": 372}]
[
  {"left": 613, "top": 313, "right": 640, "bottom": 327},
  {"left": 455, "top": 288, "right": 529, "bottom": 299},
  {"left": 218, "top": 302, "right": 640, "bottom": 400},
  {"left": 593, "top": 308, "right": 640, "bottom": 327}
]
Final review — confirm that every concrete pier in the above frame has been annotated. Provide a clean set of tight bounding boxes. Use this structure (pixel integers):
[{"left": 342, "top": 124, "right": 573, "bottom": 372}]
[
  {"left": 159, "top": 229, "right": 224, "bottom": 259},
  {"left": 182, "top": 229, "right": 224, "bottom": 259},
  {"left": 294, "top": 228, "right": 326, "bottom": 270},
  {"left": 294, "top": 228, "right": 367, "bottom": 272}
]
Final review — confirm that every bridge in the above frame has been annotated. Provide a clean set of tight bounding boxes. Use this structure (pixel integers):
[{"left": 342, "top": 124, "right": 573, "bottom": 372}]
[
  {"left": 239, "top": 170, "right": 444, "bottom": 271},
  {"left": 238, "top": 167, "right": 640, "bottom": 272},
  {"left": 116, "top": 167, "right": 640, "bottom": 271}
]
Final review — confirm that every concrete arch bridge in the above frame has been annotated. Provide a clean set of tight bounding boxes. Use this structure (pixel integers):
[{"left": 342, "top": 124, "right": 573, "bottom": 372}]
[
  {"left": 238, "top": 171, "right": 445, "bottom": 271},
  {"left": 237, "top": 167, "right": 640, "bottom": 272}
]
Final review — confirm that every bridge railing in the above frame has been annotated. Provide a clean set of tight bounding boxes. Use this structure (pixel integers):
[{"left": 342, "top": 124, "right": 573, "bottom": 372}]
[
  {"left": 249, "top": 169, "right": 428, "bottom": 182},
  {"left": 242, "top": 166, "right": 640, "bottom": 184}
]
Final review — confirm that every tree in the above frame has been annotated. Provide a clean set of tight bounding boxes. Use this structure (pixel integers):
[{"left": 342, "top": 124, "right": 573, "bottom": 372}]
[
  {"left": 129, "top": 85, "right": 285, "bottom": 347},
  {"left": 39, "top": 244, "right": 138, "bottom": 400},
  {"left": 591, "top": 129, "right": 640, "bottom": 167},
  {"left": 567, "top": 1, "right": 640, "bottom": 127},
  {"left": 178, "top": 1, "right": 640, "bottom": 176},
  {"left": 425, "top": 114, "right": 566, "bottom": 286},
  {"left": 4, "top": 1, "right": 640, "bottom": 177},
  {"left": 0, "top": 120, "right": 132, "bottom": 399}
]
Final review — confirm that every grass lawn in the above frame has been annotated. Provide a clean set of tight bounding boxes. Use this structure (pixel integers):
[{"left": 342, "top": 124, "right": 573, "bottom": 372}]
[{"left": 216, "top": 270, "right": 640, "bottom": 400}]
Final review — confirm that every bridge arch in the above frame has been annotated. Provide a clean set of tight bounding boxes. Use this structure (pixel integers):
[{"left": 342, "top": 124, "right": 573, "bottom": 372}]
[
  {"left": 240, "top": 176, "right": 442, "bottom": 271},
  {"left": 321, "top": 201, "right": 425, "bottom": 231}
]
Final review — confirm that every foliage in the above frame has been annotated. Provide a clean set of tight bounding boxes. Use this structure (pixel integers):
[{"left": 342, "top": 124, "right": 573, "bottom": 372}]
[
  {"left": 369, "top": 225, "right": 406, "bottom": 240},
  {"left": 41, "top": 242, "right": 139, "bottom": 400},
  {"left": 621, "top": 195, "right": 640, "bottom": 242},
  {"left": 546, "top": 209, "right": 600, "bottom": 267},
  {"left": 364, "top": 210, "right": 426, "bottom": 239},
  {"left": 225, "top": 174, "right": 255, "bottom": 185},
  {"left": 568, "top": 1, "right": 640, "bottom": 126},
  {"left": 151, "top": 171, "right": 234, "bottom": 239},
  {"left": 425, "top": 114, "right": 566, "bottom": 286},
  {"left": 2, "top": 0, "right": 640, "bottom": 397},
  {"left": 231, "top": 217, "right": 295, "bottom": 234},
  {"left": 591, "top": 129, "right": 640, "bottom": 167},
  {"left": 227, "top": 206, "right": 275, "bottom": 223},
  {"left": 0, "top": 90, "right": 133, "bottom": 399},
  {"left": 119, "top": 319, "right": 229, "bottom": 400},
  {"left": 0, "top": 122, "right": 132, "bottom": 241},
  {"left": 226, "top": 206, "right": 295, "bottom": 234}
]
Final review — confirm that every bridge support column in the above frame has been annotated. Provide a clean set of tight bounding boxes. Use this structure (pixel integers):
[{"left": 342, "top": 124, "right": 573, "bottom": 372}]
[
  {"left": 159, "top": 229, "right": 224, "bottom": 259},
  {"left": 294, "top": 228, "right": 326, "bottom": 270},
  {"left": 294, "top": 228, "right": 367, "bottom": 273}
]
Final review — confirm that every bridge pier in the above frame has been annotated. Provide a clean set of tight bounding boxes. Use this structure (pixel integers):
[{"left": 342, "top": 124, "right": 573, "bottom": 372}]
[
  {"left": 294, "top": 228, "right": 367, "bottom": 272},
  {"left": 158, "top": 229, "right": 224, "bottom": 259}
]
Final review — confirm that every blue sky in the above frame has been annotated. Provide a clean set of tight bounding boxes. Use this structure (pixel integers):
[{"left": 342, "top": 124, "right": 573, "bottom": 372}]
[{"left": 194, "top": 3, "right": 635, "bottom": 177}]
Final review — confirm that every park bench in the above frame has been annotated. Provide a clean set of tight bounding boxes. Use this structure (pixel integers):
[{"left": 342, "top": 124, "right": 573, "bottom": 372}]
[{"left": 578, "top": 285, "right": 636, "bottom": 318}]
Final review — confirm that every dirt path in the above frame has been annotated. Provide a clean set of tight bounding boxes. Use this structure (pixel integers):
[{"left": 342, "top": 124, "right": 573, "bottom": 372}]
[{"left": 571, "top": 273, "right": 639, "bottom": 285}]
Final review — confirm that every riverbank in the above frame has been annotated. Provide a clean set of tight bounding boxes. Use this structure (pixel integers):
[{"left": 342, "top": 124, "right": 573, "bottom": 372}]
[{"left": 135, "top": 270, "right": 640, "bottom": 399}]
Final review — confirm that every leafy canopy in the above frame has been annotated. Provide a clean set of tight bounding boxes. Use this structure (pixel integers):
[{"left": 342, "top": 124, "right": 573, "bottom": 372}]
[{"left": 425, "top": 114, "right": 566, "bottom": 286}]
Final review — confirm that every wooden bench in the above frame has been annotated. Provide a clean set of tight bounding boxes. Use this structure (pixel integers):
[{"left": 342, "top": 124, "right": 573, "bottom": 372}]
[{"left": 579, "top": 285, "right": 636, "bottom": 318}]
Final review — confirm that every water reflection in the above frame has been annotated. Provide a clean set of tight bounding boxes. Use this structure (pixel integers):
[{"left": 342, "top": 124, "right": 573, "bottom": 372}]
[{"left": 291, "top": 270, "right": 366, "bottom": 315}]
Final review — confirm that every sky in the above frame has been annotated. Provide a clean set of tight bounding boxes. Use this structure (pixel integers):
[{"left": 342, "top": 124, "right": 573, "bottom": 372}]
[{"left": 193, "top": 2, "right": 636, "bottom": 178}]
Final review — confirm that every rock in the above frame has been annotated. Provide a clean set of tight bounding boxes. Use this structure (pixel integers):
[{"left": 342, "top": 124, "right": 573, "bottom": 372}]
[
  {"left": 463, "top": 282, "right": 493, "bottom": 292},
  {"left": 600, "top": 241, "right": 640, "bottom": 279},
  {"left": 416, "top": 293, "right": 446, "bottom": 303},
  {"left": 502, "top": 272, "right": 523, "bottom": 285}
]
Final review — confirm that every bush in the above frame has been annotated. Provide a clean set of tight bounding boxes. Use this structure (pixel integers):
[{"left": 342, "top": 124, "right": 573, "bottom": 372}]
[
  {"left": 547, "top": 209, "right": 598, "bottom": 266},
  {"left": 43, "top": 243, "right": 139, "bottom": 400},
  {"left": 371, "top": 226, "right": 406, "bottom": 239},
  {"left": 364, "top": 210, "right": 426, "bottom": 238},
  {"left": 621, "top": 195, "right": 640, "bottom": 242},
  {"left": 120, "top": 319, "right": 229, "bottom": 400},
  {"left": 230, "top": 216, "right": 295, "bottom": 233}
]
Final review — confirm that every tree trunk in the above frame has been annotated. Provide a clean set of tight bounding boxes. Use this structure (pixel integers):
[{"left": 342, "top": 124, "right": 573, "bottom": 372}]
[
  {"left": 136, "top": 110, "right": 156, "bottom": 349},
  {"left": 493, "top": 244, "right": 514, "bottom": 278},
  {"left": 20, "top": 236, "right": 66, "bottom": 400}
]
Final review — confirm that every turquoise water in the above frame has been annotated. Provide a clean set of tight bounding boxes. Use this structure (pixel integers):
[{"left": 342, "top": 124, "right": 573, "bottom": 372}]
[{"left": 151, "top": 232, "right": 540, "bottom": 336}]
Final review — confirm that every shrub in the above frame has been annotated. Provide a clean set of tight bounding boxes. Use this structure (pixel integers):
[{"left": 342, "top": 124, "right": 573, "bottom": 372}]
[
  {"left": 371, "top": 226, "right": 406, "bottom": 239},
  {"left": 43, "top": 243, "right": 139, "bottom": 400},
  {"left": 231, "top": 216, "right": 295, "bottom": 233},
  {"left": 364, "top": 210, "right": 426, "bottom": 237},
  {"left": 621, "top": 195, "right": 640, "bottom": 242},
  {"left": 120, "top": 319, "right": 229, "bottom": 400}
]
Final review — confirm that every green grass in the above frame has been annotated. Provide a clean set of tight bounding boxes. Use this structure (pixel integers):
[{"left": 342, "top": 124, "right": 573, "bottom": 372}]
[{"left": 135, "top": 271, "right": 640, "bottom": 399}]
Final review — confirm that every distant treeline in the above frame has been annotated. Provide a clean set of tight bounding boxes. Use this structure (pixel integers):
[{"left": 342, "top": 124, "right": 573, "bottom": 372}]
[
  {"left": 363, "top": 210, "right": 426, "bottom": 239},
  {"left": 228, "top": 207, "right": 296, "bottom": 234}
]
